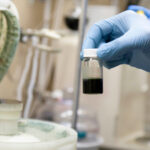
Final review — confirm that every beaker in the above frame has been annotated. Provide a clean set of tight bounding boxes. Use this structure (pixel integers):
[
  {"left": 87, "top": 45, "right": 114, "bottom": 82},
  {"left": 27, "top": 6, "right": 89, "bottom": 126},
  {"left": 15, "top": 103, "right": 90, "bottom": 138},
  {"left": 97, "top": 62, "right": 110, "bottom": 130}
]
[{"left": 82, "top": 49, "right": 103, "bottom": 94}]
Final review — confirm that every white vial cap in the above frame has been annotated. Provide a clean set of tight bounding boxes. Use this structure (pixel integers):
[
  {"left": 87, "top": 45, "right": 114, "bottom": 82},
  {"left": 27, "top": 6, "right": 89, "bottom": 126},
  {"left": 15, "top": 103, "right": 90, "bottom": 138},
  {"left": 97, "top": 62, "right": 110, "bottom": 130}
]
[{"left": 83, "top": 49, "right": 98, "bottom": 58}]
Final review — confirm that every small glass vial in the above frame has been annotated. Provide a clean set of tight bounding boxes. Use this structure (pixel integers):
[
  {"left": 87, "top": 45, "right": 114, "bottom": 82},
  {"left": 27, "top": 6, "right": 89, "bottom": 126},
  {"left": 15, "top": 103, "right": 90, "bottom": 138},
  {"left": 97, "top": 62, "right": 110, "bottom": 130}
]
[{"left": 82, "top": 49, "right": 103, "bottom": 94}]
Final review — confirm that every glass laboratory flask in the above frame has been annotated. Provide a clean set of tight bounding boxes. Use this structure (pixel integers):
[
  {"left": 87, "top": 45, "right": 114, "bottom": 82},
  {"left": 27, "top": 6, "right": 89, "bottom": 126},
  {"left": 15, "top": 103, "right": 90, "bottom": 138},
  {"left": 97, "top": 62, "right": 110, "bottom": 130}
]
[
  {"left": 53, "top": 89, "right": 103, "bottom": 150},
  {"left": 53, "top": 105, "right": 102, "bottom": 150},
  {"left": 0, "top": 99, "right": 77, "bottom": 150},
  {"left": 64, "top": 0, "right": 81, "bottom": 30},
  {"left": 82, "top": 49, "right": 103, "bottom": 94}
]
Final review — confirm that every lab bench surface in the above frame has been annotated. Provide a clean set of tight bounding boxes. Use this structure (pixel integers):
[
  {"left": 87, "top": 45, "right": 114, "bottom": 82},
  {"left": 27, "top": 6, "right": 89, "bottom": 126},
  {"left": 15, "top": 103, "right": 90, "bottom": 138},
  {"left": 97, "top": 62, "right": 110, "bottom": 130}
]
[
  {"left": 100, "top": 142, "right": 150, "bottom": 150},
  {"left": 99, "top": 131, "right": 150, "bottom": 150}
]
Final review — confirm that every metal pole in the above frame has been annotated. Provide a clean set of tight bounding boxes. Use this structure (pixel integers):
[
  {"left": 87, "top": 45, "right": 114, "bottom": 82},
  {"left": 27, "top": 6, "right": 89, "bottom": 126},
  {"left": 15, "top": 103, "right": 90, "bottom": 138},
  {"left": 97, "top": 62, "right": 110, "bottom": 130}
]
[{"left": 72, "top": 0, "right": 88, "bottom": 130}]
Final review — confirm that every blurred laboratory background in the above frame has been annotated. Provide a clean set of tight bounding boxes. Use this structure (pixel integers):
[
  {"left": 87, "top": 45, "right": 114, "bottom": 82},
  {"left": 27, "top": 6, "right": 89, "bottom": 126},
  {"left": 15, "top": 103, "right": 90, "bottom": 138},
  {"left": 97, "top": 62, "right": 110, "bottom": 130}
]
[{"left": 1, "top": 0, "right": 150, "bottom": 150}]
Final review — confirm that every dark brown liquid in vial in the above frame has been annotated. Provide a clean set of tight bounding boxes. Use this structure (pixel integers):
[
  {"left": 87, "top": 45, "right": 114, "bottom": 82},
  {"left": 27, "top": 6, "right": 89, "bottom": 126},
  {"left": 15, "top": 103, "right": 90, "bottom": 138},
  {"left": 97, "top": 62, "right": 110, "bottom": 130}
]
[{"left": 83, "top": 78, "right": 103, "bottom": 94}]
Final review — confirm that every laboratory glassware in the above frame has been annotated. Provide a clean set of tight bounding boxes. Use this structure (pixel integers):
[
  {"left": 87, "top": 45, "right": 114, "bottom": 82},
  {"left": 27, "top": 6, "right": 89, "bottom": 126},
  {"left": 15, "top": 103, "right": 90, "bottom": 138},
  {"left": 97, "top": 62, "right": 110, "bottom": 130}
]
[
  {"left": 82, "top": 49, "right": 103, "bottom": 94},
  {"left": 64, "top": 0, "right": 81, "bottom": 30}
]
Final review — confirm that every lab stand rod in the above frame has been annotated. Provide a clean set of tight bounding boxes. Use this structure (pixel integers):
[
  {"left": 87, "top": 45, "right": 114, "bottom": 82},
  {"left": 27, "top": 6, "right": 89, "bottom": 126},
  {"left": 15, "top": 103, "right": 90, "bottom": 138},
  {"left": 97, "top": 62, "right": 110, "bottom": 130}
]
[{"left": 72, "top": 0, "right": 88, "bottom": 130}]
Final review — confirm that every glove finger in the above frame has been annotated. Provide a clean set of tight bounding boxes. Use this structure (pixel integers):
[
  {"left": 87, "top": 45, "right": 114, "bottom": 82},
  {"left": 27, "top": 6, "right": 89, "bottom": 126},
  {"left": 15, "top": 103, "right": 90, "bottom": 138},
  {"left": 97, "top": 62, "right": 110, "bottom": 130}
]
[
  {"left": 128, "top": 5, "right": 150, "bottom": 18},
  {"left": 82, "top": 20, "right": 112, "bottom": 50},
  {"left": 103, "top": 58, "right": 128, "bottom": 69},
  {"left": 82, "top": 10, "right": 135, "bottom": 51},
  {"left": 97, "top": 30, "right": 134, "bottom": 61}
]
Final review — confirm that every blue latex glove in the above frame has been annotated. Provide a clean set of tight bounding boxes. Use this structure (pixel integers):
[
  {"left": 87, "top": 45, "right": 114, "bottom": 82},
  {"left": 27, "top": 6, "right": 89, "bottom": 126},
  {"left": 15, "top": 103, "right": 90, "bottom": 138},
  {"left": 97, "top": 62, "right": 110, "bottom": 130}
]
[
  {"left": 82, "top": 10, "right": 150, "bottom": 72},
  {"left": 128, "top": 5, "right": 150, "bottom": 19}
]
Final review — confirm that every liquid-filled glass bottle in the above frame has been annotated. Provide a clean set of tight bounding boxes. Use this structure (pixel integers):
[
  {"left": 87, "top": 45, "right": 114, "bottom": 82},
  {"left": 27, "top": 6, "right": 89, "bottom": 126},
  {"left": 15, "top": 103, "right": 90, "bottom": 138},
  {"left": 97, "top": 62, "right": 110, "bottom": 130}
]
[{"left": 82, "top": 49, "right": 103, "bottom": 94}]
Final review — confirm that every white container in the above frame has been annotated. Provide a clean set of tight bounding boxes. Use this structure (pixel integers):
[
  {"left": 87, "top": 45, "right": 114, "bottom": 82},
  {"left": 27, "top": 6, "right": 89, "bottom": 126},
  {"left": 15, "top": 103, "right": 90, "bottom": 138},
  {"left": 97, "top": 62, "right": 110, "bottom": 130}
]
[
  {"left": 0, "top": 119, "right": 77, "bottom": 150},
  {"left": 0, "top": 99, "right": 23, "bottom": 135},
  {"left": 0, "top": 99, "right": 77, "bottom": 150}
]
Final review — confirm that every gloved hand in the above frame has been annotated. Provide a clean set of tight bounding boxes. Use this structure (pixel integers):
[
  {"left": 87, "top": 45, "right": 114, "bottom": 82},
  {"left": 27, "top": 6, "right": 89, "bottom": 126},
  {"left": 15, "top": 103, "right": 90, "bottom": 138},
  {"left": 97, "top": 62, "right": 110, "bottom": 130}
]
[
  {"left": 82, "top": 10, "right": 150, "bottom": 72},
  {"left": 128, "top": 5, "right": 150, "bottom": 19}
]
